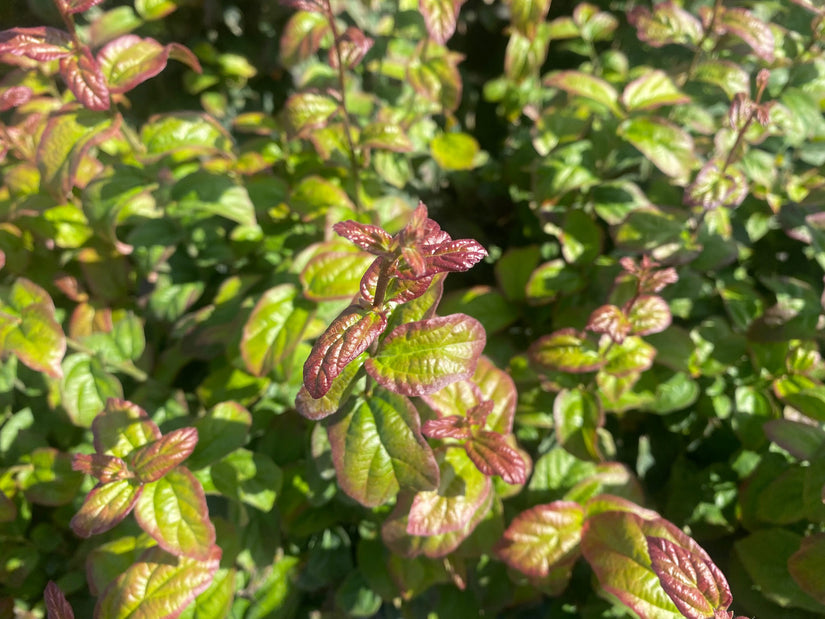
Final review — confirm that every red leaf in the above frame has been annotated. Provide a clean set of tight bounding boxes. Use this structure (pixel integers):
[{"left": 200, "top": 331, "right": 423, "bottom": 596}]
[
  {"left": 0, "top": 27, "right": 73, "bottom": 61},
  {"left": 465, "top": 430, "right": 527, "bottom": 484},
  {"left": 303, "top": 306, "right": 387, "bottom": 398},
  {"left": 360, "top": 258, "right": 434, "bottom": 306},
  {"left": 0, "top": 85, "right": 33, "bottom": 112},
  {"left": 59, "top": 49, "right": 110, "bottom": 111},
  {"left": 422, "top": 415, "right": 471, "bottom": 440},
  {"left": 332, "top": 220, "right": 394, "bottom": 255},
  {"left": 647, "top": 536, "right": 733, "bottom": 619},
  {"left": 400, "top": 246, "right": 428, "bottom": 278},
  {"left": 467, "top": 400, "right": 493, "bottom": 427},
  {"left": 587, "top": 304, "right": 630, "bottom": 343},
  {"left": 72, "top": 453, "right": 132, "bottom": 483},
  {"left": 281, "top": 0, "right": 327, "bottom": 12},
  {"left": 55, "top": 0, "right": 105, "bottom": 15},
  {"left": 44, "top": 581, "right": 75, "bottom": 619},
  {"left": 329, "top": 26, "right": 373, "bottom": 70},
  {"left": 129, "top": 427, "right": 199, "bottom": 483},
  {"left": 424, "top": 239, "right": 488, "bottom": 274}
]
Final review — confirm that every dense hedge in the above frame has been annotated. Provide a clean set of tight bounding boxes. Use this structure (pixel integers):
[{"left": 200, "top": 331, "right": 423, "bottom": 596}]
[{"left": 2, "top": 0, "right": 825, "bottom": 617}]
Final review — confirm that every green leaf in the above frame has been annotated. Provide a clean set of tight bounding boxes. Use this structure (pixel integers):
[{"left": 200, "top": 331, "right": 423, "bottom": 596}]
[
  {"left": 560, "top": 210, "right": 603, "bottom": 264},
  {"left": 300, "top": 251, "right": 374, "bottom": 301},
  {"left": 621, "top": 70, "right": 690, "bottom": 111},
  {"left": 325, "top": 388, "right": 439, "bottom": 507},
  {"left": 130, "top": 427, "right": 199, "bottom": 483},
  {"left": 140, "top": 112, "right": 233, "bottom": 160},
  {"left": 360, "top": 122, "right": 413, "bottom": 152},
  {"left": 187, "top": 402, "right": 252, "bottom": 470},
  {"left": 134, "top": 467, "right": 216, "bottom": 560},
  {"left": 618, "top": 116, "right": 698, "bottom": 181},
  {"left": 602, "top": 335, "right": 656, "bottom": 376},
  {"left": 525, "top": 259, "right": 583, "bottom": 304},
  {"left": 419, "top": 0, "right": 462, "bottom": 44},
  {"left": 495, "top": 501, "right": 583, "bottom": 582},
  {"left": 789, "top": 534, "right": 825, "bottom": 605},
  {"left": 178, "top": 567, "right": 235, "bottom": 619},
  {"left": 211, "top": 448, "right": 282, "bottom": 512},
  {"left": 779, "top": 386, "right": 825, "bottom": 423},
  {"left": 171, "top": 170, "right": 256, "bottom": 226},
  {"left": 627, "top": 295, "right": 671, "bottom": 336},
  {"left": 0, "top": 296, "right": 66, "bottom": 379},
  {"left": 95, "top": 546, "right": 220, "bottom": 619},
  {"left": 335, "top": 570, "right": 382, "bottom": 618},
  {"left": 581, "top": 511, "right": 683, "bottom": 618},
  {"left": 553, "top": 388, "right": 603, "bottom": 461},
  {"left": 735, "top": 529, "right": 825, "bottom": 612},
  {"left": 545, "top": 71, "right": 622, "bottom": 117},
  {"left": 507, "top": 0, "right": 552, "bottom": 37},
  {"left": 284, "top": 92, "right": 339, "bottom": 136},
  {"left": 60, "top": 353, "right": 123, "bottom": 427},
  {"left": 692, "top": 60, "right": 750, "bottom": 100},
  {"left": 366, "top": 314, "right": 486, "bottom": 397},
  {"left": 135, "top": 0, "right": 180, "bottom": 19},
  {"left": 430, "top": 132, "right": 480, "bottom": 171},
  {"left": 71, "top": 478, "right": 142, "bottom": 537},
  {"left": 529, "top": 329, "right": 603, "bottom": 373},
  {"left": 245, "top": 555, "right": 300, "bottom": 619},
  {"left": 241, "top": 285, "right": 313, "bottom": 377},
  {"left": 92, "top": 399, "right": 161, "bottom": 458},
  {"left": 495, "top": 245, "right": 541, "bottom": 302},
  {"left": 96, "top": 35, "right": 172, "bottom": 94},
  {"left": 289, "top": 175, "right": 355, "bottom": 221},
  {"left": 407, "top": 447, "right": 491, "bottom": 535},
  {"left": 407, "top": 54, "right": 462, "bottom": 112},
  {"left": 19, "top": 447, "right": 83, "bottom": 506},
  {"left": 0, "top": 490, "right": 16, "bottom": 523},
  {"left": 763, "top": 419, "right": 825, "bottom": 460},
  {"left": 279, "top": 11, "right": 330, "bottom": 68},
  {"left": 439, "top": 286, "right": 519, "bottom": 334},
  {"left": 87, "top": 534, "right": 157, "bottom": 596}
]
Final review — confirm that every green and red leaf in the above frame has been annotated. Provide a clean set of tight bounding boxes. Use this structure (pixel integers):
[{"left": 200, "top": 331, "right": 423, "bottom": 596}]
[
  {"left": 97, "top": 35, "right": 200, "bottom": 94},
  {"left": 95, "top": 545, "right": 220, "bottom": 619},
  {"left": 72, "top": 453, "right": 132, "bottom": 483},
  {"left": 545, "top": 71, "right": 622, "bottom": 117},
  {"left": 495, "top": 501, "right": 583, "bottom": 580},
  {"left": 71, "top": 479, "right": 142, "bottom": 537},
  {"left": 366, "top": 314, "right": 485, "bottom": 396},
  {"left": 133, "top": 467, "right": 216, "bottom": 560},
  {"left": 587, "top": 305, "right": 630, "bottom": 343},
  {"left": 788, "top": 533, "right": 825, "bottom": 604},
  {"left": 0, "top": 27, "right": 73, "bottom": 61},
  {"left": 419, "top": 0, "right": 464, "bottom": 44},
  {"left": 59, "top": 48, "right": 110, "bottom": 111},
  {"left": 129, "top": 427, "right": 199, "bottom": 483},
  {"left": 553, "top": 388, "right": 604, "bottom": 461},
  {"left": 44, "top": 581, "right": 75, "bottom": 619},
  {"left": 284, "top": 92, "right": 339, "bottom": 136},
  {"left": 716, "top": 7, "right": 775, "bottom": 62},
  {"left": 647, "top": 536, "right": 733, "bottom": 619},
  {"left": 529, "top": 328, "right": 604, "bottom": 374},
  {"left": 303, "top": 306, "right": 387, "bottom": 399},
  {"left": 325, "top": 388, "right": 439, "bottom": 507},
  {"left": 300, "top": 251, "right": 375, "bottom": 301},
  {"left": 295, "top": 353, "right": 366, "bottom": 421},
  {"left": 621, "top": 69, "right": 690, "bottom": 111},
  {"left": 464, "top": 431, "right": 527, "bottom": 484},
  {"left": 55, "top": 0, "right": 105, "bottom": 14},
  {"left": 626, "top": 294, "right": 672, "bottom": 336},
  {"left": 92, "top": 399, "right": 161, "bottom": 459},
  {"left": 329, "top": 26, "right": 373, "bottom": 70},
  {"left": 333, "top": 220, "right": 394, "bottom": 255}
]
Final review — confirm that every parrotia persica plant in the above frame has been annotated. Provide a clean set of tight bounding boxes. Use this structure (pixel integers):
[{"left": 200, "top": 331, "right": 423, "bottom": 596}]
[{"left": 2, "top": 0, "right": 825, "bottom": 616}]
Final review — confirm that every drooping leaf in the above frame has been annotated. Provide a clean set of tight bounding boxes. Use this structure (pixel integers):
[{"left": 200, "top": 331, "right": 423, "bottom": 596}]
[
  {"left": 59, "top": 49, "right": 110, "bottom": 111},
  {"left": 618, "top": 116, "right": 698, "bottom": 181},
  {"left": 134, "top": 467, "right": 216, "bottom": 560},
  {"left": 419, "top": 0, "right": 463, "bottom": 44},
  {"left": 495, "top": 501, "right": 583, "bottom": 581},
  {"left": 626, "top": 294, "right": 672, "bottom": 336},
  {"left": 300, "top": 251, "right": 375, "bottom": 301},
  {"left": 464, "top": 431, "right": 527, "bottom": 484},
  {"left": 92, "top": 399, "right": 161, "bottom": 459},
  {"left": 44, "top": 581, "right": 75, "bottom": 619},
  {"left": 95, "top": 545, "right": 220, "bottom": 619},
  {"left": 241, "top": 285, "right": 313, "bottom": 377},
  {"left": 71, "top": 479, "right": 142, "bottom": 537},
  {"left": 129, "top": 427, "right": 199, "bottom": 483},
  {"left": 647, "top": 536, "right": 733, "bottom": 619},
  {"left": 211, "top": 448, "right": 281, "bottom": 512},
  {"left": 60, "top": 353, "right": 123, "bottom": 428},
  {"left": 333, "top": 221, "right": 394, "bottom": 255},
  {"left": 325, "top": 388, "right": 439, "bottom": 507},
  {"left": 545, "top": 71, "right": 622, "bottom": 117},
  {"left": 295, "top": 353, "right": 366, "bottom": 421},
  {"left": 0, "top": 27, "right": 73, "bottom": 61},
  {"left": 279, "top": 10, "right": 330, "bottom": 68},
  {"left": 621, "top": 69, "right": 690, "bottom": 111},
  {"left": 366, "top": 314, "right": 485, "bottom": 396},
  {"left": 530, "top": 328, "right": 604, "bottom": 373},
  {"left": 407, "top": 447, "right": 490, "bottom": 536},
  {"left": 303, "top": 306, "right": 387, "bottom": 399}
]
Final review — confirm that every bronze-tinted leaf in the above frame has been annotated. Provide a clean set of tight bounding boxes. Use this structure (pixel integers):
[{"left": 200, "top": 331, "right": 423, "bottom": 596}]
[
  {"left": 71, "top": 479, "right": 142, "bottom": 537},
  {"left": 329, "top": 26, "right": 373, "bottom": 69},
  {"left": 59, "top": 48, "right": 110, "bottom": 111},
  {"left": 0, "top": 27, "right": 73, "bottom": 61},
  {"left": 587, "top": 305, "right": 630, "bottom": 343},
  {"left": 129, "top": 427, "right": 199, "bottom": 483},
  {"left": 332, "top": 220, "right": 394, "bottom": 255},
  {"left": 72, "top": 453, "right": 132, "bottom": 483},
  {"left": 626, "top": 294, "right": 672, "bottom": 336},
  {"left": 44, "top": 581, "right": 75, "bottom": 619},
  {"left": 465, "top": 431, "right": 527, "bottom": 484}
]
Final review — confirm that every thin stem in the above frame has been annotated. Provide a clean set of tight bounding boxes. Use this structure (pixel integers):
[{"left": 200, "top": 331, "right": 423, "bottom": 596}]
[
  {"left": 325, "top": 0, "right": 362, "bottom": 212},
  {"left": 721, "top": 112, "right": 755, "bottom": 173},
  {"left": 371, "top": 259, "right": 392, "bottom": 309}
]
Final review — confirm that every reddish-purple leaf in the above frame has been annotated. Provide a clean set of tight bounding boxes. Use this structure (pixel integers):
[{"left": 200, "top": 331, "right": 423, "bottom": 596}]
[
  {"left": 627, "top": 2, "right": 703, "bottom": 48},
  {"left": 92, "top": 398, "right": 162, "bottom": 459},
  {"left": 647, "top": 536, "right": 733, "bottom": 619},
  {"left": 133, "top": 467, "right": 215, "bottom": 560},
  {"left": 55, "top": 0, "right": 105, "bottom": 15},
  {"left": 129, "top": 427, "right": 199, "bottom": 483},
  {"left": 422, "top": 415, "right": 471, "bottom": 440},
  {"left": 407, "top": 446, "right": 491, "bottom": 536},
  {"left": 280, "top": 0, "right": 326, "bottom": 12},
  {"left": 587, "top": 305, "right": 630, "bottom": 343},
  {"left": 303, "top": 306, "right": 387, "bottom": 398},
  {"left": 495, "top": 501, "right": 584, "bottom": 580},
  {"left": 295, "top": 353, "right": 366, "bottom": 420},
  {"left": 366, "top": 314, "right": 486, "bottom": 397},
  {"left": 0, "top": 85, "right": 32, "bottom": 112},
  {"left": 529, "top": 328, "right": 604, "bottom": 373},
  {"left": 684, "top": 161, "right": 748, "bottom": 210},
  {"left": 788, "top": 533, "right": 825, "bottom": 604},
  {"left": 72, "top": 453, "right": 132, "bottom": 483},
  {"left": 332, "top": 220, "right": 394, "bottom": 255},
  {"left": 423, "top": 239, "right": 488, "bottom": 275},
  {"left": 465, "top": 431, "right": 527, "bottom": 484},
  {"left": 359, "top": 257, "right": 434, "bottom": 306},
  {"left": 0, "top": 27, "right": 73, "bottom": 61},
  {"left": 95, "top": 545, "right": 221, "bottom": 619},
  {"left": 419, "top": 0, "right": 465, "bottom": 44},
  {"left": 329, "top": 26, "right": 373, "bottom": 70},
  {"left": 44, "top": 582, "right": 75, "bottom": 619},
  {"left": 71, "top": 479, "right": 142, "bottom": 537},
  {"left": 715, "top": 7, "right": 775, "bottom": 62},
  {"left": 400, "top": 246, "right": 428, "bottom": 278},
  {"left": 467, "top": 400, "right": 493, "bottom": 427},
  {"left": 59, "top": 49, "right": 110, "bottom": 111},
  {"left": 626, "top": 294, "right": 672, "bottom": 336}
]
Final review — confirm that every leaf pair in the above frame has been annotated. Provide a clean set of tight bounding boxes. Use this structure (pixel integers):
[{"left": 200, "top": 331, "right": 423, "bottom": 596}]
[{"left": 71, "top": 399, "right": 215, "bottom": 561}]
